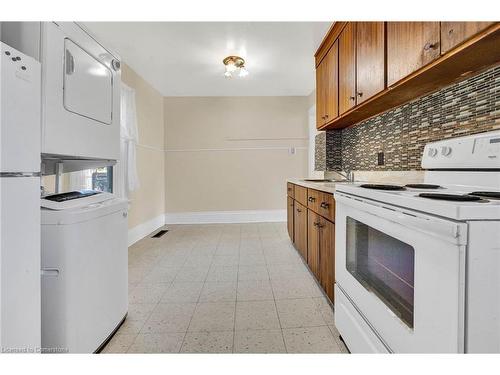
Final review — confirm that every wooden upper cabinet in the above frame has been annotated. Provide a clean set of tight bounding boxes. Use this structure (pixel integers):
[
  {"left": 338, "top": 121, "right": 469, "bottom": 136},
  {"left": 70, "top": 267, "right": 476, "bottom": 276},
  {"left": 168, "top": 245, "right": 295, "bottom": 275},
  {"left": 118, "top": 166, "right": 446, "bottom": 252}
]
[
  {"left": 316, "top": 60, "right": 326, "bottom": 128},
  {"left": 315, "top": 21, "right": 499, "bottom": 129},
  {"left": 441, "top": 22, "right": 495, "bottom": 54},
  {"left": 339, "top": 22, "right": 357, "bottom": 115},
  {"left": 356, "top": 22, "right": 385, "bottom": 104},
  {"left": 387, "top": 22, "right": 440, "bottom": 87},
  {"left": 316, "top": 40, "right": 339, "bottom": 128},
  {"left": 324, "top": 41, "right": 339, "bottom": 123}
]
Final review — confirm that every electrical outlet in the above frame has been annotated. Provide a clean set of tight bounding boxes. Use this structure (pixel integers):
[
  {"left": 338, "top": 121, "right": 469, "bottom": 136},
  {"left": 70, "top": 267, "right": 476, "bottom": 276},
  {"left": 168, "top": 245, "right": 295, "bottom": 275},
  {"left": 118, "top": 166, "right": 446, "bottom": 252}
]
[{"left": 377, "top": 152, "right": 385, "bottom": 166}]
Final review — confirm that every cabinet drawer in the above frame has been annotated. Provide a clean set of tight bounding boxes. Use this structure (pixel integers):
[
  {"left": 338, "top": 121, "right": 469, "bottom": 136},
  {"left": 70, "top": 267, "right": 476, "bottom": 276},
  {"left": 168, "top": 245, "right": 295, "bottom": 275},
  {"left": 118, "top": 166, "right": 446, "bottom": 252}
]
[
  {"left": 307, "top": 189, "right": 335, "bottom": 222},
  {"left": 307, "top": 188, "right": 322, "bottom": 212},
  {"left": 294, "top": 185, "right": 308, "bottom": 207},
  {"left": 287, "top": 182, "right": 295, "bottom": 198},
  {"left": 318, "top": 192, "right": 335, "bottom": 222}
]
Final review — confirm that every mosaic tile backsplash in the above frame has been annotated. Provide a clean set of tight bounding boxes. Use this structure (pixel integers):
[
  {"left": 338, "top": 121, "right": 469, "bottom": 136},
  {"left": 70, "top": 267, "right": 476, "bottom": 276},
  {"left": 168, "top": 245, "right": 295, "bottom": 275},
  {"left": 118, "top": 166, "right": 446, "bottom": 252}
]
[{"left": 316, "top": 65, "right": 500, "bottom": 171}]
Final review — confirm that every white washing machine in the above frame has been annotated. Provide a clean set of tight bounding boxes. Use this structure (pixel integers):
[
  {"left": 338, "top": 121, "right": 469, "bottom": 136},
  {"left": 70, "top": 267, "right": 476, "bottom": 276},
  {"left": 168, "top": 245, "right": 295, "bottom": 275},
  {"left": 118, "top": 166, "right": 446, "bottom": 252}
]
[{"left": 41, "top": 191, "right": 128, "bottom": 353}]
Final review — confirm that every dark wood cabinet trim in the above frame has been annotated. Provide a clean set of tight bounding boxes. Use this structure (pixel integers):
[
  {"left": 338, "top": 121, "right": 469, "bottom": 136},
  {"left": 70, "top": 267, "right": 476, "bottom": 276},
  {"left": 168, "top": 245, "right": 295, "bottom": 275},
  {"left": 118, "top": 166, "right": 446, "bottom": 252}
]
[{"left": 315, "top": 22, "right": 348, "bottom": 67}]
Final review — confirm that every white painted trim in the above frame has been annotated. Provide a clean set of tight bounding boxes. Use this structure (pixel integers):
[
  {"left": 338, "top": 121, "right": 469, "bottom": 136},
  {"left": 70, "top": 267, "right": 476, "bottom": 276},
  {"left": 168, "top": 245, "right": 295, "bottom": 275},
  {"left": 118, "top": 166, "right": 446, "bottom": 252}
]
[
  {"left": 308, "top": 104, "right": 319, "bottom": 175},
  {"left": 128, "top": 214, "right": 165, "bottom": 246},
  {"left": 165, "top": 147, "right": 308, "bottom": 153},
  {"left": 164, "top": 209, "right": 286, "bottom": 224}
]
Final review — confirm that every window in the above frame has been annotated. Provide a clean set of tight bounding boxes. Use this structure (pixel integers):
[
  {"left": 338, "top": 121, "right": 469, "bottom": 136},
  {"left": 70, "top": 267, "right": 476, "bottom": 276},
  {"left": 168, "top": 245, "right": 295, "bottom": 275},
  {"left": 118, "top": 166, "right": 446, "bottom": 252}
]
[
  {"left": 41, "top": 167, "right": 114, "bottom": 195},
  {"left": 90, "top": 167, "right": 113, "bottom": 192}
]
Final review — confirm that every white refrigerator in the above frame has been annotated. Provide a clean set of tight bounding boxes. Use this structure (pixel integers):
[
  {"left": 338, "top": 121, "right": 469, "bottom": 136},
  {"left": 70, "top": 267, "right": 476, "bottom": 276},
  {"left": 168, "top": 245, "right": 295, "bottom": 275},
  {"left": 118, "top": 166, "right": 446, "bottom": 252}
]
[{"left": 0, "top": 41, "right": 41, "bottom": 352}]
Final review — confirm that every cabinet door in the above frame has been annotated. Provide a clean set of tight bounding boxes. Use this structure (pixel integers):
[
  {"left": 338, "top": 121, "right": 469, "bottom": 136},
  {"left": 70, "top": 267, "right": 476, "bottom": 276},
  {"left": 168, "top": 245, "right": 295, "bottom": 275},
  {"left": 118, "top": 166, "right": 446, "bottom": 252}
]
[
  {"left": 356, "top": 22, "right": 385, "bottom": 104},
  {"left": 441, "top": 22, "right": 494, "bottom": 54},
  {"left": 287, "top": 182, "right": 295, "bottom": 198},
  {"left": 293, "top": 202, "right": 308, "bottom": 260},
  {"left": 387, "top": 22, "right": 440, "bottom": 87},
  {"left": 316, "top": 60, "right": 326, "bottom": 128},
  {"left": 324, "top": 41, "right": 339, "bottom": 123},
  {"left": 319, "top": 218, "right": 335, "bottom": 302},
  {"left": 287, "top": 197, "right": 294, "bottom": 242},
  {"left": 339, "top": 22, "right": 357, "bottom": 115},
  {"left": 307, "top": 210, "right": 321, "bottom": 280}
]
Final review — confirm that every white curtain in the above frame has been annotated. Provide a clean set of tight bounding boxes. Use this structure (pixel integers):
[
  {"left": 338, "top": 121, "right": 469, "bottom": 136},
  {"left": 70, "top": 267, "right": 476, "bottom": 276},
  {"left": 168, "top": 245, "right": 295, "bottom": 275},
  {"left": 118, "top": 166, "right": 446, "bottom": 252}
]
[{"left": 117, "top": 83, "right": 140, "bottom": 199}]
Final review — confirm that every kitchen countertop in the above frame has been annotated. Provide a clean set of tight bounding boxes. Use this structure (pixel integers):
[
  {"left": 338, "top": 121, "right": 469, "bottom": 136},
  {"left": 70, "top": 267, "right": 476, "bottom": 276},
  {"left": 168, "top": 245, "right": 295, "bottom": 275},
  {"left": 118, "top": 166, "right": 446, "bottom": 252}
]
[
  {"left": 287, "top": 178, "right": 354, "bottom": 194},
  {"left": 288, "top": 171, "right": 425, "bottom": 194}
]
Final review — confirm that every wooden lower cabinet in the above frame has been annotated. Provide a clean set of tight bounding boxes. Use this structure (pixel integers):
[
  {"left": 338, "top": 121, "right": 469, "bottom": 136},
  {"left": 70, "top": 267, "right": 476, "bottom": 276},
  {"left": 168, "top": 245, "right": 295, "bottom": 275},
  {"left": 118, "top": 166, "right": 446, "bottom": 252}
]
[
  {"left": 287, "top": 182, "right": 295, "bottom": 198},
  {"left": 307, "top": 211, "right": 335, "bottom": 302},
  {"left": 293, "top": 202, "right": 308, "bottom": 260},
  {"left": 319, "top": 217, "right": 335, "bottom": 302},
  {"left": 307, "top": 210, "right": 321, "bottom": 280},
  {"left": 287, "top": 196, "right": 294, "bottom": 242},
  {"left": 287, "top": 183, "right": 336, "bottom": 303}
]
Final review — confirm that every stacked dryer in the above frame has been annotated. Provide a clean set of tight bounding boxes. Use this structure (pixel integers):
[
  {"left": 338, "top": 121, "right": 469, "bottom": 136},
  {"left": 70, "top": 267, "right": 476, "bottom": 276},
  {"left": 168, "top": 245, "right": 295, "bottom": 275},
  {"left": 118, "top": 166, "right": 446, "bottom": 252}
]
[{"left": 2, "top": 22, "right": 128, "bottom": 353}]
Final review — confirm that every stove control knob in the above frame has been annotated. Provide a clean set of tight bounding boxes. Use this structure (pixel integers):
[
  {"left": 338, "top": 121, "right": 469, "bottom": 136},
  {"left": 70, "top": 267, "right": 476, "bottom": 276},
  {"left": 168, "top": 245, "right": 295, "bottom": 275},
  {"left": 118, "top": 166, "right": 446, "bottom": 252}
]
[
  {"left": 441, "top": 146, "right": 452, "bottom": 157},
  {"left": 427, "top": 147, "right": 438, "bottom": 157}
]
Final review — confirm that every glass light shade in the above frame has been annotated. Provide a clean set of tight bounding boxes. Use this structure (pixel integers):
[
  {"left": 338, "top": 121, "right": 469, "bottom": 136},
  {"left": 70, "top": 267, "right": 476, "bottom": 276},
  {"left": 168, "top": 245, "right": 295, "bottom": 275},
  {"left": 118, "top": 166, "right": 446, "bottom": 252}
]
[
  {"left": 239, "top": 67, "right": 249, "bottom": 77},
  {"left": 224, "top": 71, "right": 232, "bottom": 78},
  {"left": 225, "top": 61, "right": 237, "bottom": 73}
]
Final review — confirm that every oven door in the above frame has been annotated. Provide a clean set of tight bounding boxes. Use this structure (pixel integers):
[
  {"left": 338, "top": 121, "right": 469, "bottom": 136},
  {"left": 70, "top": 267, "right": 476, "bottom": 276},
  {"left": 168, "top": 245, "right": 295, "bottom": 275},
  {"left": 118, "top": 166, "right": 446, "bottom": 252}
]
[{"left": 334, "top": 192, "right": 467, "bottom": 353}]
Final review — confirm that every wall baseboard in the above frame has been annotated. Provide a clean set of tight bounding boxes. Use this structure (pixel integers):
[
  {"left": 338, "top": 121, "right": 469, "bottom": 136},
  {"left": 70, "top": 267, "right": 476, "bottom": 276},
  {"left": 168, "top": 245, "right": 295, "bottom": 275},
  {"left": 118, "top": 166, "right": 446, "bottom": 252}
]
[
  {"left": 128, "top": 214, "right": 165, "bottom": 246},
  {"left": 164, "top": 209, "right": 286, "bottom": 224},
  {"left": 128, "top": 210, "right": 286, "bottom": 246}
]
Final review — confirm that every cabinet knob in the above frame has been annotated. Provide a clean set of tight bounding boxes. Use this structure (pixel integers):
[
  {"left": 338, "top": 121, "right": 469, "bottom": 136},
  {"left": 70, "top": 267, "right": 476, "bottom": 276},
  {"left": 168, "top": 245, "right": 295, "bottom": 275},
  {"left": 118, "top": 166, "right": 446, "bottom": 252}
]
[
  {"left": 448, "top": 28, "right": 454, "bottom": 35},
  {"left": 325, "top": 114, "right": 329, "bottom": 118},
  {"left": 357, "top": 92, "right": 363, "bottom": 97},
  {"left": 349, "top": 96, "right": 356, "bottom": 101},
  {"left": 424, "top": 42, "right": 437, "bottom": 51},
  {"left": 320, "top": 202, "right": 329, "bottom": 209},
  {"left": 308, "top": 197, "right": 316, "bottom": 202},
  {"left": 296, "top": 208, "right": 302, "bottom": 213},
  {"left": 313, "top": 222, "right": 320, "bottom": 227}
]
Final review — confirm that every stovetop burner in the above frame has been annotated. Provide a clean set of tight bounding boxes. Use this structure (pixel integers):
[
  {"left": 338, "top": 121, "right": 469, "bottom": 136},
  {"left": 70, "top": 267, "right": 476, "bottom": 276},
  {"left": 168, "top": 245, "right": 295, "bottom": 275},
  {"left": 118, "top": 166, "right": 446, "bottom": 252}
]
[
  {"left": 468, "top": 191, "right": 500, "bottom": 200},
  {"left": 360, "top": 184, "right": 406, "bottom": 191},
  {"left": 405, "top": 184, "right": 442, "bottom": 189},
  {"left": 419, "top": 193, "right": 484, "bottom": 202}
]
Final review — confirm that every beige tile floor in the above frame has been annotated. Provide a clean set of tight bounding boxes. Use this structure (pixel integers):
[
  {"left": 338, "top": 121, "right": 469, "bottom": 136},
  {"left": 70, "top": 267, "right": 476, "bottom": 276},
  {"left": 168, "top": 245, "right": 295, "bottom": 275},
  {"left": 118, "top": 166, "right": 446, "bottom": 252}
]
[{"left": 101, "top": 222, "right": 349, "bottom": 354}]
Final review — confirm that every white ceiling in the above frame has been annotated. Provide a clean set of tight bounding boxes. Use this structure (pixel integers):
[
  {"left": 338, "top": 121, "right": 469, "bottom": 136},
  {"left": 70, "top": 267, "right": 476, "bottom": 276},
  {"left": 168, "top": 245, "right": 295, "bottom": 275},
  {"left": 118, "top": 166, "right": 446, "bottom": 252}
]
[{"left": 83, "top": 22, "right": 331, "bottom": 97}]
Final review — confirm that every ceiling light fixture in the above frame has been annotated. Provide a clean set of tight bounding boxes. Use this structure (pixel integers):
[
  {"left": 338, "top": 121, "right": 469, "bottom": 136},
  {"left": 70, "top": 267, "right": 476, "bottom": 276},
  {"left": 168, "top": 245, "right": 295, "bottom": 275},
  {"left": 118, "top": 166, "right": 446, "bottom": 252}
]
[{"left": 223, "top": 56, "right": 249, "bottom": 79}]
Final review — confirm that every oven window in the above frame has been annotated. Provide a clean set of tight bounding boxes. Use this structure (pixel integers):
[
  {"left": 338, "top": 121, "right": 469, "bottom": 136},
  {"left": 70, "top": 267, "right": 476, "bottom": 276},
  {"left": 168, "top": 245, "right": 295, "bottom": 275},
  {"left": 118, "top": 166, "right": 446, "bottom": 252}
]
[{"left": 346, "top": 217, "right": 415, "bottom": 328}]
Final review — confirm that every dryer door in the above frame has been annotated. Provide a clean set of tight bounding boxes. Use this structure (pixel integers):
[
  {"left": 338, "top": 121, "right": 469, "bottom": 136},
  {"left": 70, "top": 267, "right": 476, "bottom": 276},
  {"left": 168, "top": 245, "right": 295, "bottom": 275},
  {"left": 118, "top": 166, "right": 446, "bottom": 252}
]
[{"left": 63, "top": 38, "right": 113, "bottom": 125}]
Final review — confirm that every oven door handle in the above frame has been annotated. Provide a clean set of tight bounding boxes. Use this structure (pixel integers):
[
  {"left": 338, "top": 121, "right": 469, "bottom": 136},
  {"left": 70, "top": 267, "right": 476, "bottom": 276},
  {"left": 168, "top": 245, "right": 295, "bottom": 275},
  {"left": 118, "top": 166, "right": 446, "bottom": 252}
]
[{"left": 334, "top": 192, "right": 467, "bottom": 245}]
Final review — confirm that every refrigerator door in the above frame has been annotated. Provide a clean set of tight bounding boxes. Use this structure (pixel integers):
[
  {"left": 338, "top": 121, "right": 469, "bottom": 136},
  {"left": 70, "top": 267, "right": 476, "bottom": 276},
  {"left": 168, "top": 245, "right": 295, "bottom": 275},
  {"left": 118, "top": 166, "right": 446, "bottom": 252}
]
[
  {"left": 0, "top": 176, "right": 41, "bottom": 352},
  {"left": 0, "top": 42, "right": 41, "bottom": 173}
]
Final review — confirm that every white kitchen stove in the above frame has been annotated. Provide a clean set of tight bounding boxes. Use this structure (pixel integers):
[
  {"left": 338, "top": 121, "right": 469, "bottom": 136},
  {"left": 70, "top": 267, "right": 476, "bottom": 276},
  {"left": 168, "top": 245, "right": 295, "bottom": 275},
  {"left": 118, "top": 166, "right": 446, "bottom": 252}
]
[
  {"left": 333, "top": 130, "right": 500, "bottom": 353},
  {"left": 336, "top": 183, "right": 500, "bottom": 221}
]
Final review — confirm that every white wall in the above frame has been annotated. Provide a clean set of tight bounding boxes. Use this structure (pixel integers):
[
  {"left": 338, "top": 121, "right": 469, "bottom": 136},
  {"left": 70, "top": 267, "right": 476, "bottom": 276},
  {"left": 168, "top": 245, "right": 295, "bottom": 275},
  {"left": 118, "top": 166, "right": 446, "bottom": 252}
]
[{"left": 163, "top": 96, "right": 310, "bottom": 220}]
